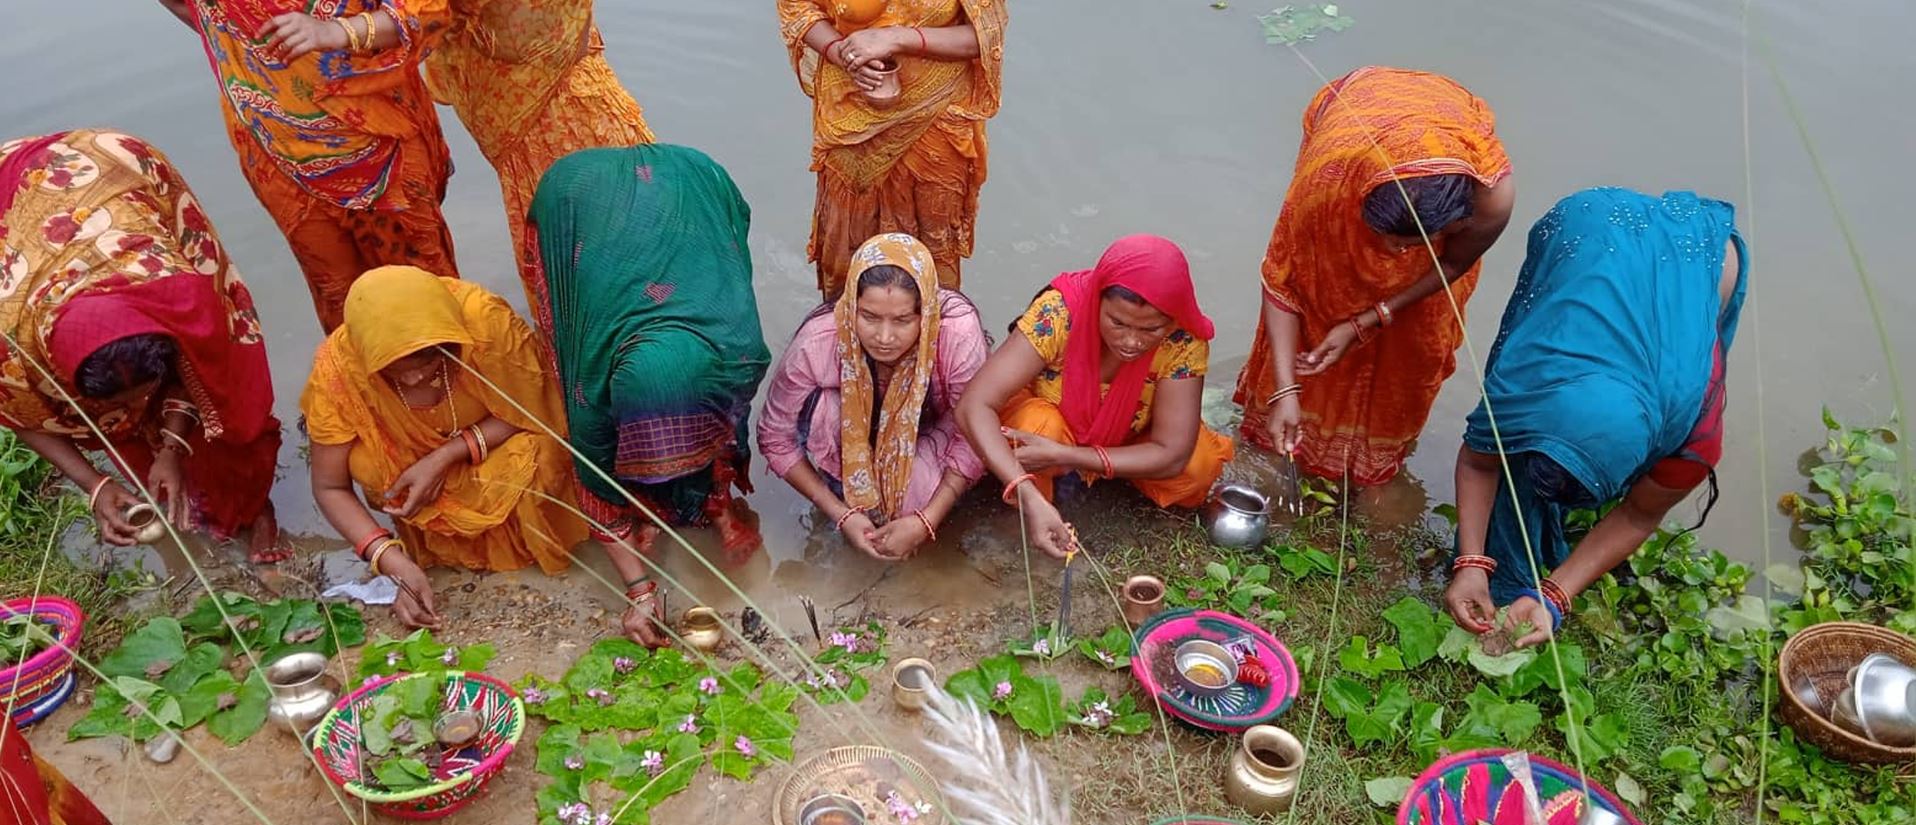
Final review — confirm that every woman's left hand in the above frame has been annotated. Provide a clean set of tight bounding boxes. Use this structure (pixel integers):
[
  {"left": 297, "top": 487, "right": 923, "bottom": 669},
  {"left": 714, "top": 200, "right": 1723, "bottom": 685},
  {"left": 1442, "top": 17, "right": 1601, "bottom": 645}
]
[
  {"left": 871, "top": 517, "right": 930, "bottom": 560},
  {"left": 260, "top": 13, "right": 348, "bottom": 61},
  {"left": 1298, "top": 320, "right": 1361, "bottom": 376},
  {"left": 147, "top": 449, "right": 189, "bottom": 529},
  {"left": 1505, "top": 596, "right": 1557, "bottom": 649},
  {"left": 1005, "top": 428, "right": 1074, "bottom": 472},
  {"left": 383, "top": 451, "right": 457, "bottom": 520},
  {"left": 839, "top": 27, "right": 905, "bottom": 71}
]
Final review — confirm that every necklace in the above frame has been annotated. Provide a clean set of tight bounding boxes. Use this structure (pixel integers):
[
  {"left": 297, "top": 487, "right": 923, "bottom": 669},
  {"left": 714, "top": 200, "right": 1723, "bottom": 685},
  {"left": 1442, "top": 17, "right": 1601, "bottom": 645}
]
[{"left": 388, "top": 357, "right": 460, "bottom": 437}]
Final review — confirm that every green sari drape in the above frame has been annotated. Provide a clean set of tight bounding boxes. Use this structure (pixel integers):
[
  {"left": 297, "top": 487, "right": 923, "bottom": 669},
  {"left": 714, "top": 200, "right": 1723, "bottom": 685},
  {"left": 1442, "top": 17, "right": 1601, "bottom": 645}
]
[{"left": 529, "top": 144, "right": 771, "bottom": 524}]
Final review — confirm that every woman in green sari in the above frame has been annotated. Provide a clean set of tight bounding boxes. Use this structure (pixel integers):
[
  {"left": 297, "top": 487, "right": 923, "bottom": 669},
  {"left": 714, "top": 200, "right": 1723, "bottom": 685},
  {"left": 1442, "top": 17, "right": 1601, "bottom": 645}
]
[{"left": 530, "top": 144, "right": 771, "bottom": 648}]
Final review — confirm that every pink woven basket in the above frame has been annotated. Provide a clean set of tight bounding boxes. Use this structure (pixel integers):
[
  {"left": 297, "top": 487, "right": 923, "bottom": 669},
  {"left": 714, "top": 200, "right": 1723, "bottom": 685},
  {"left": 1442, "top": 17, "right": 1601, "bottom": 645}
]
[
  {"left": 1, "top": 596, "right": 84, "bottom": 719},
  {"left": 311, "top": 671, "right": 525, "bottom": 820}
]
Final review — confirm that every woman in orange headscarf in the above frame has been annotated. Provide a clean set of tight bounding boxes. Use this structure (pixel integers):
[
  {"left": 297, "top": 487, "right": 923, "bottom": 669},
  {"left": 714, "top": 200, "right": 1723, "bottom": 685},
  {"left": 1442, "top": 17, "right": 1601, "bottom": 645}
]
[
  {"left": 302, "top": 266, "right": 587, "bottom": 630},
  {"left": 1234, "top": 66, "right": 1514, "bottom": 486},
  {"left": 412, "top": 0, "right": 655, "bottom": 328},
  {"left": 157, "top": 0, "right": 459, "bottom": 331},
  {"left": 777, "top": 0, "right": 1007, "bottom": 297}
]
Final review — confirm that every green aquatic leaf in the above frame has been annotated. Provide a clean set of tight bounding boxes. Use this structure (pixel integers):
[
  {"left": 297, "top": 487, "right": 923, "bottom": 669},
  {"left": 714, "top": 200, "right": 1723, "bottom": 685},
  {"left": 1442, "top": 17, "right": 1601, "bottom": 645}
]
[
  {"left": 1365, "top": 776, "right": 1413, "bottom": 808},
  {"left": 1337, "top": 636, "right": 1406, "bottom": 680},
  {"left": 1381, "top": 597, "right": 1445, "bottom": 667},
  {"left": 1007, "top": 673, "right": 1066, "bottom": 737},
  {"left": 99, "top": 617, "right": 187, "bottom": 680},
  {"left": 1258, "top": 4, "right": 1355, "bottom": 46},
  {"left": 206, "top": 669, "right": 269, "bottom": 745}
]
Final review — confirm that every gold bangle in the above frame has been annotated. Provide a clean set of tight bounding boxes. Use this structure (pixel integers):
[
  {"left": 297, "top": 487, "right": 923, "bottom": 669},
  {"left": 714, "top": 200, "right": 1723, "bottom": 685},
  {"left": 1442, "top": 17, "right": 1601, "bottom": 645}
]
[
  {"left": 357, "top": 11, "right": 376, "bottom": 51},
  {"left": 368, "top": 538, "right": 402, "bottom": 576},
  {"left": 471, "top": 425, "right": 489, "bottom": 462}
]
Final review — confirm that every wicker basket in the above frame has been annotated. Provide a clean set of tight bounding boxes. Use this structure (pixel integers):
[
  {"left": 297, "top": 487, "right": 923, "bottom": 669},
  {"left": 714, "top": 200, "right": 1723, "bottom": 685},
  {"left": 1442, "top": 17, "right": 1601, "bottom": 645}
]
[
  {"left": 1777, "top": 621, "right": 1916, "bottom": 764},
  {"left": 1, "top": 596, "right": 84, "bottom": 725},
  {"left": 310, "top": 671, "right": 525, "bottom": 820}
]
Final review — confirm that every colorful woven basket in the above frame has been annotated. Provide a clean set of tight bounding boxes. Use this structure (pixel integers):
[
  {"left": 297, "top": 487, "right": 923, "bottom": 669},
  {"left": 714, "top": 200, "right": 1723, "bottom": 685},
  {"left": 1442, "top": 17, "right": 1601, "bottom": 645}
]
[
  {"left": 1131, "top": 608, "right": 1299, "bottom": 732},
  {"left": 1397, "top": 749, "right": 1643, "bottom": 824},
  {"left": 1, "top": 596, "right": 84, "bottom": 723},
  {"left": 310, "top": 671, "right": 524, "bottom": 820}
]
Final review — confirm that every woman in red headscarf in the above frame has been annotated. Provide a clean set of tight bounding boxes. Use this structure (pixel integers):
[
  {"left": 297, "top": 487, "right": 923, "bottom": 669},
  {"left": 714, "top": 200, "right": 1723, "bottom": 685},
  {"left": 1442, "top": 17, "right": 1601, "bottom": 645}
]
[
  {"left": 0, "top": 129, "right": 287, "bottom": 562},
  {"left": 957, "top": 235, "right": 1233, "bottom": 558}
]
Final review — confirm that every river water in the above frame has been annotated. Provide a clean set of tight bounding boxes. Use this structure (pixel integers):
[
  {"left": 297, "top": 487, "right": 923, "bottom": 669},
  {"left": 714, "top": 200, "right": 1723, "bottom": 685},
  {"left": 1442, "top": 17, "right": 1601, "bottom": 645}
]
[{"left": 3, "top": 0, "right": 1913, "bottom": 574}]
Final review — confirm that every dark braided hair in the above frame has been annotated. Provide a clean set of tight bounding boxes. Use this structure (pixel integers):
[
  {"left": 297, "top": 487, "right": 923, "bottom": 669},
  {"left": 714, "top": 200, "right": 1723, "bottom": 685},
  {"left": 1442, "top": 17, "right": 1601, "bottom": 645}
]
[{"left": 1361, "top": 174, "right": 1476, "bottom": 237}]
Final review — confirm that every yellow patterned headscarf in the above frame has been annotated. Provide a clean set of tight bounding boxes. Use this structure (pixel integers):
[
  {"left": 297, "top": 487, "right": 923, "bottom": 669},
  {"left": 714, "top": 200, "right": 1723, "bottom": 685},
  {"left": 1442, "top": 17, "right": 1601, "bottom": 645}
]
[{"left": 835, "top": 233, "right": 941, "bottom": 519}]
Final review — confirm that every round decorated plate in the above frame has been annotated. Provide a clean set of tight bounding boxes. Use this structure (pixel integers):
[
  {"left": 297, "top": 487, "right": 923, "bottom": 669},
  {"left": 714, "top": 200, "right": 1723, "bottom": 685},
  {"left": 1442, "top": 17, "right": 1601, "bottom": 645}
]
[
  {"left": 1131, "top": 608, "right": 1299, "bottom": 732},
  {"left": 1398, "top": 749, "right": 1643, "bottom": 824},
  {"left": 772, "top": 746, "right": 946, "bottom": 825}
]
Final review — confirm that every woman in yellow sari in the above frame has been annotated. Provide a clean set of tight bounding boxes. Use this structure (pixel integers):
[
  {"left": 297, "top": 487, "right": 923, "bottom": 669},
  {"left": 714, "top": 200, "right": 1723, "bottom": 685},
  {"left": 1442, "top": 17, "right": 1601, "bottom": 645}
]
[
  {"left": 412, "top": 0, "right": 656, "bottom": 327},
  {"left": 302, "top": 266, "right": 586, "bottom": 629},
  {"left": 778, "top": 0, "right": 1007, "bottom": 296}
]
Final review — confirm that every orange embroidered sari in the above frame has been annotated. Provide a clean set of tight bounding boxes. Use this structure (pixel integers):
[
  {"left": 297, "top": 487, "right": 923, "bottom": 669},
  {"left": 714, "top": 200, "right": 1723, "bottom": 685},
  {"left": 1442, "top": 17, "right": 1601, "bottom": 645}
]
[
  {"left": 186, "top": 0, "right": 459, "bottom": 331},
  {"left": 1234, "top": 67, "right": 1510, "bottom": 486},
  {"left": 777, "top": 0, "right": 1006, "bottom": 293},
  {"left": 417, "top": 0, "right": 654, "bottom": 322}
]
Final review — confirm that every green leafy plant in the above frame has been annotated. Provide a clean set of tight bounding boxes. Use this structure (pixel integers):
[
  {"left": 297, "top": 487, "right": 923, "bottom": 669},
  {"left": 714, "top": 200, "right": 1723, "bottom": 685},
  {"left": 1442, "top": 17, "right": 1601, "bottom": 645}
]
[
  {"left": 1074, "top": 625, "right": 1135, "bottom": 670},
  {"left": 1258, "top": 3, "right": 1354, "bottom": 45},
  {"left": 1272, "top": 542, "right": 1339, "bottom": 581},
  {"left": 800, "top": 621, "right": 889, "bottom": 705},
  {"left": 358, "top": 676, "right": 457, "bottom": 792},
  {"left": 518, "top": 639, "right": 798, "bottom": 825},
  {"left": 1165, "top": 557, "right": 1286, "bottom": 624},
  {"left": 70, "top": 616, "right": 272, "bottom": 744},
  {"left": 359, "top": 628, "right": 496, "bottom": 680},
  {"left": 944, "top": 654, "right": 1068, "bottom": 738},
  {"left": 1007, "top": 624, "right": 1072, "bottom": 661},
  {"left": 1, "top": 612, "right": 51, "bottom": 659},
  {"left": 1066, "top": 686, "right": 1151, "bottom": 735}
]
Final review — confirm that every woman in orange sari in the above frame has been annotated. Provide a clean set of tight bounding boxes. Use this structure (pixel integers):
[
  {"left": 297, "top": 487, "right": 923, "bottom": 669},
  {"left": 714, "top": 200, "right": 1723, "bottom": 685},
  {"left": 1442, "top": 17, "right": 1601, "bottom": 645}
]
[
  {"left": 157, "top": 0, "right": 459, "bottom": 331},
  {"left": 412, "top": 0, "right": 655, "bottom": 329},
  {"left": 1234, "top": 66, "right": 1514, "bottom": 486},
  {"left": 778, "top": 0, "right": 1007, "bottom": 296}
]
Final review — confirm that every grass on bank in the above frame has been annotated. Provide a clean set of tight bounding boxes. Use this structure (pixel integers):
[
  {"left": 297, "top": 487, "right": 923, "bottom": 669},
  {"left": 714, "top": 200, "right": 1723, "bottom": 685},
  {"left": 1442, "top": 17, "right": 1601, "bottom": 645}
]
[{"left": 0, "top": 430, "right": 143, "bottom": 657}]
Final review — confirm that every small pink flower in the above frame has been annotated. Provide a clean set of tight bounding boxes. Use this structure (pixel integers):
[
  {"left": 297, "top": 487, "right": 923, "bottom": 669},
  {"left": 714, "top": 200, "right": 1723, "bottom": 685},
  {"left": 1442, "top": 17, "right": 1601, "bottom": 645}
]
[
  {"left": 992, "top": 681, "right": 1013, "bottom": 701},
  {"left": 384, "top": 651, "right": 401, "bottom": 667},
  {"left": 884, "top": 790, "right": 931, "bottom": 822},
  {"left": 1032, "top": 638, "right": 1051, "bottom": 656},
  {"left": 563, "top": 753, "right": 584, "bottom": 771},
  {"left": 522, "top": 686, "right": 547, "bottom": 704},
  {"left": 585, "top": 688, "right": 614, "bottom": 707},
  {"left": 640, "top": 749, "right": 664, "bottom": 775},
  {"left": 829, "top": 631, "right": 860, "bottom": 653},
  {"left": 677, "top": 714, "right": 699, "bottom": 734},
  {"left": 440, "top": 647, "right": 459, "bottom": 665},
  {"left": 613, "top": 656, "right": 637, "bottom": 674},
  {"left": 699, "top": 676, "right": 721, "bottom": 695},
  {"left": 734, "top": 735, "right": 756, "bottom": 759}
]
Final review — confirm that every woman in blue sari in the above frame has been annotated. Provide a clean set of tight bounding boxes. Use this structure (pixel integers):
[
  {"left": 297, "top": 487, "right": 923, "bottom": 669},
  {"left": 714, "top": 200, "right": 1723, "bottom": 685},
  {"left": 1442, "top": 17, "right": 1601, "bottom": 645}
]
[{"left": 1445, "top": 188, "right": 1748, "bottom": 648}]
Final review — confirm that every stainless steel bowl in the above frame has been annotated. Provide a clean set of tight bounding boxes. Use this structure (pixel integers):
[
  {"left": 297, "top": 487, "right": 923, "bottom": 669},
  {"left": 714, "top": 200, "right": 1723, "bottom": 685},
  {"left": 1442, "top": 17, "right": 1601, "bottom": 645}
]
[
  {"left": 1850, "top": 653, "right": 1916, "bottom": 746},
  {"left": 798, "top": 793, "right": 866, "bottom": 825},
  {"left": 1203, "top": 484, "right": 1271, "bottom": 549},
  {"left": 1172, "top": 639, "right": 1238, "bottom": 698}
]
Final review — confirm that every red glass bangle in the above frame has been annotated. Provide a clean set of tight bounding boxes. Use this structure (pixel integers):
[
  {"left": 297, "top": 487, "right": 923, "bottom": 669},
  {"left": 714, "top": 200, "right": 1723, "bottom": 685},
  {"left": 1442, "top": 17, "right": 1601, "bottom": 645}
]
[
  {"left": 1093, "top": 445, "right": 1114, "bottom": 480},
  {"left": 914, "top": 26, "right": 927, "bottom": 51},
  {"left": 354, "top": 528, "right": 394, "bottom": 561},
  {"left": 834, "top": 508, "right": 859, "bottom": 532},
  {"left": 1451, "top": 554, "right": 1497, "bottom": 575},
  {"left": 1540, "top": 578, "right": 1573, "bottom": 615}
]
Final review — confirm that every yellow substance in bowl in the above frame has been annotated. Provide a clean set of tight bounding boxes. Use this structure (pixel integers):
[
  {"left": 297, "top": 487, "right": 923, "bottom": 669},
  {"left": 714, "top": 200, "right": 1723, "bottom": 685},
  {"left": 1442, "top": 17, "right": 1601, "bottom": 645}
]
[{"left": 1184, "top": 662, "right": 1227, "bottom": 688}]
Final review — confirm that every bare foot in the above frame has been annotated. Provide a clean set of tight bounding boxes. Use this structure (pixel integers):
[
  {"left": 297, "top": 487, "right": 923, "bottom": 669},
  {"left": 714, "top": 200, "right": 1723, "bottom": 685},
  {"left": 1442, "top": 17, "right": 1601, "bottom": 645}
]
[{"left": 247, "top": 506, "right": 294, "bottom": 565}]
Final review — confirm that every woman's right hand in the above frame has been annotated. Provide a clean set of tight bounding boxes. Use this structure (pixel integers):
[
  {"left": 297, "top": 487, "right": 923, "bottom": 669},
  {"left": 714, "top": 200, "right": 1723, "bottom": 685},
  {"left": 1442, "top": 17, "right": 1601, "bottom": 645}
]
[
  {"left": 260, "top": 12, "right": 347, "bottom": 61},
  {"left": 1443, "top": 567, "right": 1496, "bottom": 634},
  {"left": 378, "top": 550, "right": 442, "bottom": 629},
  {"left": 1016, "top": 487, "right": 1075, "bottom": 559},
  {"left": 92, "top": 480, "right": 142, "bottom": 546},
  {"left": 1265, "top": 395, "right": 1302, "bottom": 454},
  {"left": 839, "top": 511, "right": 883, "bottom": 559},
  {"left": 621, "top": 590, "right": 669, "bottom": 649}
]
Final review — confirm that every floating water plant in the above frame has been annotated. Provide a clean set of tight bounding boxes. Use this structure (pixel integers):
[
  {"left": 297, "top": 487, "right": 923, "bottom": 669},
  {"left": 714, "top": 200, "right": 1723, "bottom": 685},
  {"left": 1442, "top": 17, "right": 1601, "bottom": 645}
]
[{"left": 1258, "top": 4, "right": 1354, "bottom": 46}]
